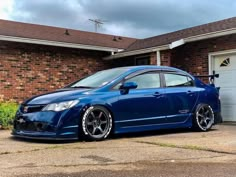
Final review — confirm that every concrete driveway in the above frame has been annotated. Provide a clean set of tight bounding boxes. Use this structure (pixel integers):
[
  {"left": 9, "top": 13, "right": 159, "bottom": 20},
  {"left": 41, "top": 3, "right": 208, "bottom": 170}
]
[{"left": 0, "top": 124, "right": 236, "bottom": 177}]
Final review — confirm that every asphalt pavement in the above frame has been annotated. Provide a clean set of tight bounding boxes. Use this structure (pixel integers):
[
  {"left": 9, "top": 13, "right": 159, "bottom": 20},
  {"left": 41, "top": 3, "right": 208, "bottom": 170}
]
[{"left": 0, "top": 124, "right": 236, "bottom": 177}]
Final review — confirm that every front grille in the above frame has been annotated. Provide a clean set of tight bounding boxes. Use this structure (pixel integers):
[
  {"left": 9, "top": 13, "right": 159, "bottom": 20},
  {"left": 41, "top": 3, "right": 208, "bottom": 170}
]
[
  {"left": 14, "top": 120, "right": 50, "bottom": 132},
  {"left": 20, "top": 105, "right": 45, "bottom": 113}
]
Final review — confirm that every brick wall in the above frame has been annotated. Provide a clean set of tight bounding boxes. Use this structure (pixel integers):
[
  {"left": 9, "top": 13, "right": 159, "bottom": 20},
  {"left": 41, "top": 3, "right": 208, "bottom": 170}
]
[
  {"left": 1, "top": 34, "right": 236, "bottom": 102},
  {"left": 163, "top": 34, "right": 236, "bottom": 75},
  {"left": 150, "top": 52, "right": 157, "bottom": 65},
  {"left": 0, "top": 41, "right": 111, "bottom": 102},
  {"left": 160, "top": 50, "right": 171, "bottom": 66}
]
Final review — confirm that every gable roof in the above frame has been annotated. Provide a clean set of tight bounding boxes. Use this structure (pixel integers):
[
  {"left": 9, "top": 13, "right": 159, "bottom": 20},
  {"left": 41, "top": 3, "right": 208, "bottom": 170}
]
[
  {"left": 0, "top": 17, "right": 236, "bottom": 55},
  {"left": 125, "top": 17, "right": 236, "bottom": 51},
  {"left": 0, "top": 19, "right": 137, "bottom": 51}
]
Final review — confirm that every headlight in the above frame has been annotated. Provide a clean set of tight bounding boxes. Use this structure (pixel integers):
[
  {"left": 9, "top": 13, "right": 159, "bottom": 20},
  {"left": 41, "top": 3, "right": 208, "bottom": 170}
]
[{"left": 42, "top": 100, "right": 79, "bottom": 112}]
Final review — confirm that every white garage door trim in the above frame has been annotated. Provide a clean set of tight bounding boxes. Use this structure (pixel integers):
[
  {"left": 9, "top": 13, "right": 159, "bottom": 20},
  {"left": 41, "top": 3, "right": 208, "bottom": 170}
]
[
  {"left": 208, "top": 49, "right": 236, "bottom": 75},
  {"left": 208, "top": 49, "right": 236, "bottom": 122}
]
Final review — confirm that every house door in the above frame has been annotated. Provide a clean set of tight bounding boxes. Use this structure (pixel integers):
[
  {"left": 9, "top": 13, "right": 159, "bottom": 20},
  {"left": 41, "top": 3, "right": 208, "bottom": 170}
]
[{"left": 213, "top": 53, "right": 236, "bottom": 121}]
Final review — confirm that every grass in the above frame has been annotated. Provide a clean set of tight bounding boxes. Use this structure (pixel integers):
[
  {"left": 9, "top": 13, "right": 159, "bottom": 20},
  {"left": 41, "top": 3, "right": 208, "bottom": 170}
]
[{"left": 0, "top": 102, "right": 19, "bottom": 129}]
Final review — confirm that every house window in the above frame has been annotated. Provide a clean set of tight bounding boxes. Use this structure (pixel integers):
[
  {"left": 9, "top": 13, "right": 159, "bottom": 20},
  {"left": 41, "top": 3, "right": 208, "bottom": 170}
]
[
  {"left": 220, "top": 58, "right": 230, "bottom": 67},
  {"left": 135, "top": 56, "right": 150, "bottom": 65}
]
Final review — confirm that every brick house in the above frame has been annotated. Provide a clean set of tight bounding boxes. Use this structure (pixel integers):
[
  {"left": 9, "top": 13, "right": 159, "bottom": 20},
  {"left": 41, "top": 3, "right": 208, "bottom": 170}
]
[
  {"left": 0, "top": 17, "right": 236, "bottom": 121},
  {"left": 0, "top": 20, "right": 136, "bottom": 101}
]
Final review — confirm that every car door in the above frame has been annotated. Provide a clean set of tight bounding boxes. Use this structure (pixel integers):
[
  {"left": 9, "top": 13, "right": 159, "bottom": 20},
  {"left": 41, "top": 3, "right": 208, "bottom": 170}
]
[
  {"left": 113, "top": 71, "right": 168, "bottom": 128},
  {"left": 163, "top": 72, "right": 199, "bottom": 123}
]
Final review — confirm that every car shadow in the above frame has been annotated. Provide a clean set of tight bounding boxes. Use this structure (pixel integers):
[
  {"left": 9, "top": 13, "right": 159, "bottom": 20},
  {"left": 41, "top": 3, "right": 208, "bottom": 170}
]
[
  {"left": 9, "top": 127, "right": 219, "bottom": 144},
  {"left": 111, "top": 127, "right": 218, "bottom": 140}
]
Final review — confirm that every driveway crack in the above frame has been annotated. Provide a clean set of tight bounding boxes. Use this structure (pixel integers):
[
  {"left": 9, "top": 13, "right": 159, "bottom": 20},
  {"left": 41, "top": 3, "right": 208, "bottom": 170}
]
[{"left": 135, "top": 140, "right": 236, "bottom": 155}]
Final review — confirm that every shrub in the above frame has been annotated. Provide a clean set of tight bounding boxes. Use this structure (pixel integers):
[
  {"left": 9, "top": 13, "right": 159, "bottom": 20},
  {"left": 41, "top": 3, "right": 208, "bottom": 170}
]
[{"left": 0, "top": 102, "right": 19, "bottom": 129}]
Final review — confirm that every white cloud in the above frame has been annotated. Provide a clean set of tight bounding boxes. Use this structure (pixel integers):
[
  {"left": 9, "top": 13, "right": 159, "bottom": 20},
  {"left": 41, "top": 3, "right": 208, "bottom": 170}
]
[
  {"left": 0, "top": 0, "right": 14, "bottom": 19},
  {"left": 0, "top": 0, "right": 236, "bottom": 38}
]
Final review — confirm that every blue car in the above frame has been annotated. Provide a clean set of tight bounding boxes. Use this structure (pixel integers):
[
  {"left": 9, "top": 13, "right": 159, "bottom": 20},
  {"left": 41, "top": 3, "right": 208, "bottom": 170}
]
[{"left": 12, "top": 66, "right": 221, "bottom": 141}]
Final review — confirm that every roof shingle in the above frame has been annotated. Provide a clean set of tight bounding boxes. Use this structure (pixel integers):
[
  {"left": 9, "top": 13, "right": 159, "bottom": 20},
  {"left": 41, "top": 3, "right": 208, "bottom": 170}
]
[
  {"left": 0, "top": 19, "right": 137, "bottom": 49},
  {"left": 0, "top": 17, "right": 235, "bottom": 52},
  {"left": 125, "top": 17, "right": 236, "bottom": 51}
]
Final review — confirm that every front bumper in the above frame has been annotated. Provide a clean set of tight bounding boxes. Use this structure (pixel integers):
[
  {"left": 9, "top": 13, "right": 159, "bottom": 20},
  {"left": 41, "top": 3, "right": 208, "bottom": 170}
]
[
  {"left": 12, "top": 105, "right": 82, "bottom": 140},
  {"left": 11, "top": 130, "right": 78, "bottom": 140}
]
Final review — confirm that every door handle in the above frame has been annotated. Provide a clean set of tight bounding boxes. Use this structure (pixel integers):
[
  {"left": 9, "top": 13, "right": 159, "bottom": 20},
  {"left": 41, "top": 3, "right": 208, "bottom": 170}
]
[
  {"left": 187, "top": 90, "right": 194, "bottom": 96},
  {"left": 153, "top": 92, "right": 162, "bottom": 97}
]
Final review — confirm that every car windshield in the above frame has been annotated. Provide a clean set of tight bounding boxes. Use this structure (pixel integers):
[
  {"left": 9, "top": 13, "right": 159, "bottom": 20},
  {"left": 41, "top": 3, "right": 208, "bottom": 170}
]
[{"left": 69, "top": 68, "right": 127, "bottom": 88}]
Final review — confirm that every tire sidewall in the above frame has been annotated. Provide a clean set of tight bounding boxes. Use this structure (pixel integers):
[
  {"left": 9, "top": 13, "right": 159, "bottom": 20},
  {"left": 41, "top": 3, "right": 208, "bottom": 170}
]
[
  {"left": 81, "top": 105, "right": 112, "bottom": 141},
  {"left": 193, "top": 104, "right": 214, "bottom": 131}
]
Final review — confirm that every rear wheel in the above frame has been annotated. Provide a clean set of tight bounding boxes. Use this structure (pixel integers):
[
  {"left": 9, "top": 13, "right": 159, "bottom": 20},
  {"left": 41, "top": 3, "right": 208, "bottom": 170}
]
[
  {"left": 81, "top": 106, "right": 112, "bottom": 141},
  {"left": 193, "top": 104, "right": 214, "bottom": 131}
]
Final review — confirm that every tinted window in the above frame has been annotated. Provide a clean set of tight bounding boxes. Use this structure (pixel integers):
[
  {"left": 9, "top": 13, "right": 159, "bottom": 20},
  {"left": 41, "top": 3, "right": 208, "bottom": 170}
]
[
  {"left": 125, "top": 73, "right": 160, "bottom": 89},
  {"left": 164, "top": 73, "right": 193, "bottom": 87}
]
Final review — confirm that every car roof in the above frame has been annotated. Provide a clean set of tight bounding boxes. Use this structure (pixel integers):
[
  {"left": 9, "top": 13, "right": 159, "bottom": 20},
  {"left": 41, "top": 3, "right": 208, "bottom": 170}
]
[{"left": 114, "top": 65, "right": 183, "bottom": 73}]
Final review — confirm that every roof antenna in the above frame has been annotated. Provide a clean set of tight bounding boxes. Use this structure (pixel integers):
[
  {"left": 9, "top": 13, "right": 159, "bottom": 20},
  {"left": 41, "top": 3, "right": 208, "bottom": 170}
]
[{"left": 89, "top": 19, "right": 107, "bottom": 32}]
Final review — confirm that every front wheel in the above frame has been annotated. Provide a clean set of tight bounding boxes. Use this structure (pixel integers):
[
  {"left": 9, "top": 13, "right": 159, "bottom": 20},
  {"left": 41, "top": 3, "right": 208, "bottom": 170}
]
[
  {"left": 192, "top": 104, "right": 214, "bottom": 131},
  {"left": 81, "top": 106, "right": 112, "bottom": 141}
]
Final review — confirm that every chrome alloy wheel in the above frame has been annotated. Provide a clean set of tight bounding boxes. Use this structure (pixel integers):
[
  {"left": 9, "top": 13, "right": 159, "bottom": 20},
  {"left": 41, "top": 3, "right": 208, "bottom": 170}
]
[
  {"left": 196, "top": 104, "right": 214, "bottom": 131},
  {"left": 82, "top": 106, "right": 112, "bottom": 140}
]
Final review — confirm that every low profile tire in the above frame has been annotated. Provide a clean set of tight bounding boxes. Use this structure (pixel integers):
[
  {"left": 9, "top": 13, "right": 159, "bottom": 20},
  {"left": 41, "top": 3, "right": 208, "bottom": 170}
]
[
  {"left": 81, "top": 106, "right": 112, "bottom": 141},
  {"left": 192, "top": 104, "right": 214, "bottom": 131}
]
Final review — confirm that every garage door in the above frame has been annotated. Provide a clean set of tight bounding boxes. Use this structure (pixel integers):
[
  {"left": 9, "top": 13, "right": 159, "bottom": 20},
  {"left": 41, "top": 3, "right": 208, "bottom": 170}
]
[{"left": 214, "top": 53, "right": 236, "bottom": 121}]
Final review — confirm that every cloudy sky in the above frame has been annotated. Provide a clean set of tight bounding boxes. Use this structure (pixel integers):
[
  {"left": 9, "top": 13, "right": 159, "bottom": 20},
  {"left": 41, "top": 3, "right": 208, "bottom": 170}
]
[{"left": 0, "top": 0, "right": 236, "bottom": 38}]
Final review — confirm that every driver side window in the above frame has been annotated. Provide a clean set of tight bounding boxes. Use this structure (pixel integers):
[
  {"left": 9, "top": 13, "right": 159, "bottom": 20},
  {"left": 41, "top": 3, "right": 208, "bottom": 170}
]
[{"left": 114, "top": 72, "right": 161, "bottom": 89}]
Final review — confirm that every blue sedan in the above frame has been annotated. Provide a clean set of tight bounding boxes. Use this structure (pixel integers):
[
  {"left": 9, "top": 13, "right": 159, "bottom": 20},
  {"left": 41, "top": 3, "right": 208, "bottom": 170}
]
[{"left": 12, "top": 66, "right": 221, "bottom": 141}]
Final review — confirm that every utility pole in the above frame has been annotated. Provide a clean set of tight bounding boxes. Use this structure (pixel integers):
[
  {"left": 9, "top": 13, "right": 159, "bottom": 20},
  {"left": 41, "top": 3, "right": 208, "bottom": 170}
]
[{"left": 89, "top": 19, "right": 105, "bottom": 32}]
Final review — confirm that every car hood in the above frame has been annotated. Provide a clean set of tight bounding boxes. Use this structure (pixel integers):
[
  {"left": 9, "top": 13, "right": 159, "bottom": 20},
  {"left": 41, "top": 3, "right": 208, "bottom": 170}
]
[{"left": 24, "top": 88, "right": 91, "bottom": 105}]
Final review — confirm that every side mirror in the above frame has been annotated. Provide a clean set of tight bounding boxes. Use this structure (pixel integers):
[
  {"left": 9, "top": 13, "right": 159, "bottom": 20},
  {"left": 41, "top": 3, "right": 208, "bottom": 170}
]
[{"left": 119, "top": 82, "right": 137, "bottom": 94}]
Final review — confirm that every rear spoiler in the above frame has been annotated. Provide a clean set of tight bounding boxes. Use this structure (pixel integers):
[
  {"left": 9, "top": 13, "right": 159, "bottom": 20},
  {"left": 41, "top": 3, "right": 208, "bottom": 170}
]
[{"left": 194, "top": 71, "right": 219, "bottom": 85}]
